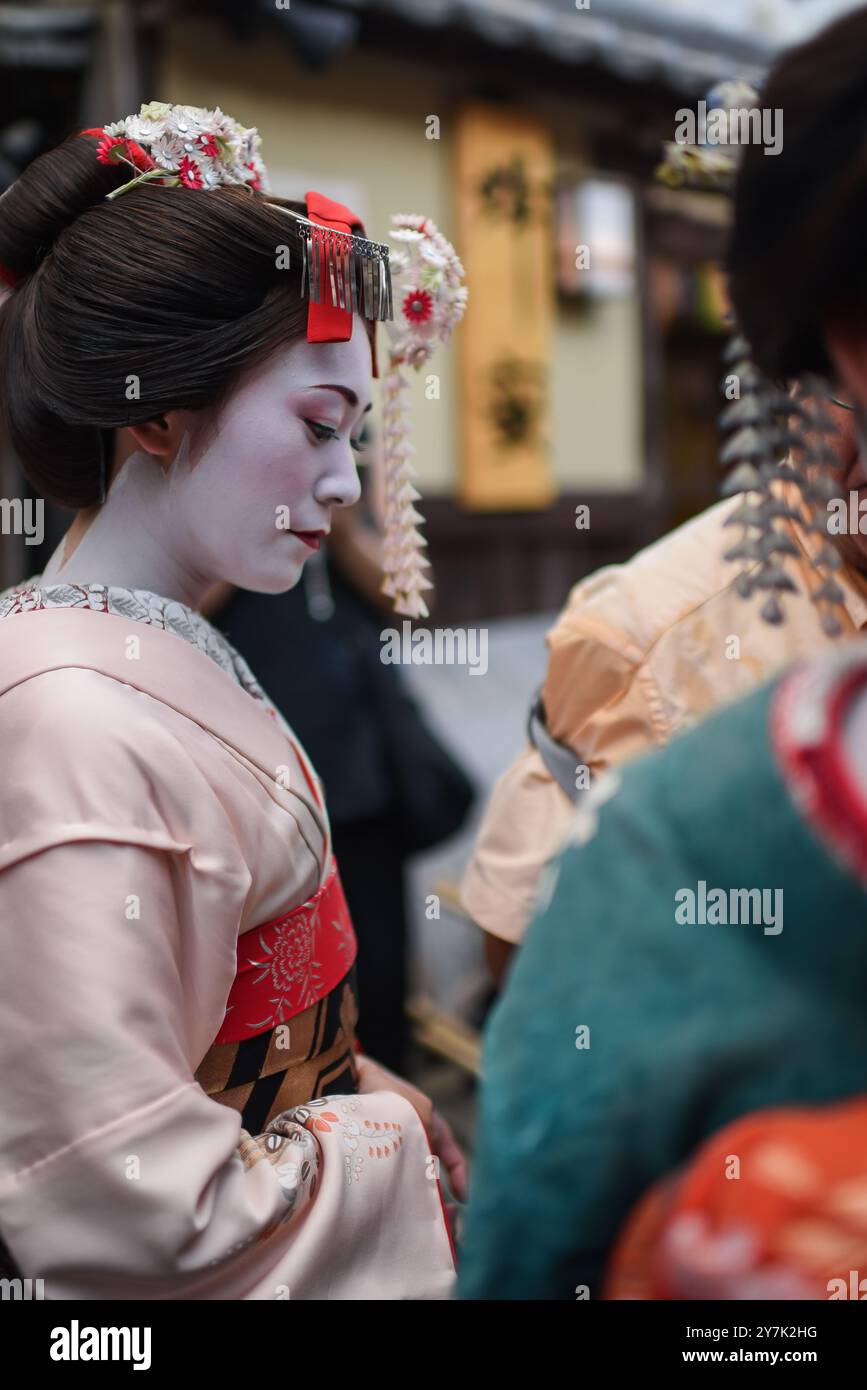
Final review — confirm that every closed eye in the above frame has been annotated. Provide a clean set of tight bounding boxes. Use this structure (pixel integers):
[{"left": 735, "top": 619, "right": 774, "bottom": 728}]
[{"left": 304, "top": 419, "right": 366, "bottom": 453}]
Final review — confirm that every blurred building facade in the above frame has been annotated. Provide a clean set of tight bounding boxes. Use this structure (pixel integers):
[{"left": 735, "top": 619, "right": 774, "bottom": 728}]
[{"left": 0, "top": 0, "right": 853, "bottom": 613}]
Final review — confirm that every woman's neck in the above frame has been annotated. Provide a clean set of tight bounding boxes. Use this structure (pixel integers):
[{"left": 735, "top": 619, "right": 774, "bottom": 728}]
[{"left": 40, "top": 451, "right": 211, "bottom": 610}]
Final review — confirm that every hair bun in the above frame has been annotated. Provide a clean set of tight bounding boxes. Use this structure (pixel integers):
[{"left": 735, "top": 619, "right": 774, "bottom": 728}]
[
  {"left": 0, "top": 129, "right": 120, "bottom": 284},
  {"left": 0, "top": 126, "right": 313, "bottom": 512}
]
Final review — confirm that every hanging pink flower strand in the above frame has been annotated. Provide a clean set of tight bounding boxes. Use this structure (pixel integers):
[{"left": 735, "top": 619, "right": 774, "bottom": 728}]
[{"left": 381, "top": 215, "right": 468, "bottom": 620}]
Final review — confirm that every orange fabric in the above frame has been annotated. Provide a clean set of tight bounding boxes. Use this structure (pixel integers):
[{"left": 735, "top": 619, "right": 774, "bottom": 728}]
[{"left": 604, "top": 1097, "right": 867, "bottom": 1300}]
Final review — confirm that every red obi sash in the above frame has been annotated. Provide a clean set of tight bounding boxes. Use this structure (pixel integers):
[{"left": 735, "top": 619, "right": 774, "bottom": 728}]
[{"left": 215, "top": 860, "right": 357, "bottom": 1045}]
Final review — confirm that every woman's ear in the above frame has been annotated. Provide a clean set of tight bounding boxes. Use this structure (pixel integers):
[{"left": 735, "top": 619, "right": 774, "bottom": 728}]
[
  {"left": 824, "top": 315, "right": 867, "bottom": 409},
  {"left": 124, "top": 412, "right": 188, "bottom": 459}
]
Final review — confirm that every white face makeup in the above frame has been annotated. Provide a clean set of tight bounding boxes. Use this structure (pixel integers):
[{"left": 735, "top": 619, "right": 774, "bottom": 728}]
[
  {"left": 172, "top": 325, "right": 371, "bottom": 594},
  {"left": 42, "top": 321, "right": 372, "bottom": 607}
]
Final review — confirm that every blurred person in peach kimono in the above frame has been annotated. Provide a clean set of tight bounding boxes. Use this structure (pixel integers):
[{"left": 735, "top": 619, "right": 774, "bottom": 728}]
[
  {"left": 461, "top": 391, "right": 867, "bottom": 988},
  {"left": 0, "top": 106, "right": 466, "bottom": 1298},
  {"left": 461, "top": 77, "right": 867, "bottom": 992}
]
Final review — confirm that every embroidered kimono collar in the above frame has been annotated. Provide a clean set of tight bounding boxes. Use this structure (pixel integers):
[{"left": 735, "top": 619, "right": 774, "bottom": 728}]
[{"left": 0, "top": 579, "right": 266, "bottom": 703}]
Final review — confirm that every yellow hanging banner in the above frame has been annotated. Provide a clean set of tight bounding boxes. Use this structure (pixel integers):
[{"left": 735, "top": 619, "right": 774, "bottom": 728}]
[{"left": 453, "top": 102, "right": 556, "bottom": 510}]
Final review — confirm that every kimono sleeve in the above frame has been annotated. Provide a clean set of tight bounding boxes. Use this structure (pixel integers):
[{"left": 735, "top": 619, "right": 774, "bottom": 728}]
[
  {"left": 0, "top": 840, "right": 291, "bottom": 1290},
  {"left": 542, "top": 594, "right": 669, "bottom": 767},
  {"left": 0, "top": 842, "right": 455, "bottom": 1300},
  {"left": 459, "top": 745, "right": 576, "bottom": 945}
]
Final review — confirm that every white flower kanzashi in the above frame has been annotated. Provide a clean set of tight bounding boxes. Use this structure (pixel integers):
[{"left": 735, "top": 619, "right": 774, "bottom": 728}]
[
  {"left": 124, "top": 114, "right": 160, "bottom": 143},
  {"left": 166, "top": 105, "right": 204, "bottom": 139},
  {"left": 96, "top": 101, "right": 269, "bottom": 201},
  {"left": 139, "top": 101, "right": 172, "bottom": 122}
]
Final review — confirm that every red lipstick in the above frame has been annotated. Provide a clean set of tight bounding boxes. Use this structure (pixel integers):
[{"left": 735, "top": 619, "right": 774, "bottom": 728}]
[{"left": 291, "top": 530, "right": 326, "bottom": 551}]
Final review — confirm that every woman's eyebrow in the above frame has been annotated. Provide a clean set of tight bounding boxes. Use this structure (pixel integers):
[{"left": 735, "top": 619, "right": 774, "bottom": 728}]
[{"left": 310, "top": 383, "right": 373, "bottom": 413}]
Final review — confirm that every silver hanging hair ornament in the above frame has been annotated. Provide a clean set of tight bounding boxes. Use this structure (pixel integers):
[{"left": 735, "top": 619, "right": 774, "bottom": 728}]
[
  {"left": 265, "top": 204, "right": 394, "bottom": 325},
  {"left": 717, "top": 346, "right": 846, "bottom": 636}
]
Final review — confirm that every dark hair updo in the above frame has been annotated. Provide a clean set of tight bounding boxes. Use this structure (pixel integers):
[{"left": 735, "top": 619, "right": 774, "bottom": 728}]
[
  {"left": 729, "top": 6, "right": 867, "bottom": 383},
  {"left": 0, "top": 129, "right": 312, "bottom": 507}
]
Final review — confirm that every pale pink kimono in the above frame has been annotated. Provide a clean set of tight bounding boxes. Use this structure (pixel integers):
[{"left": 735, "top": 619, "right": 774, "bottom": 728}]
[{"left": 0, "top": 602, "right": 455, "bottom": 1299}]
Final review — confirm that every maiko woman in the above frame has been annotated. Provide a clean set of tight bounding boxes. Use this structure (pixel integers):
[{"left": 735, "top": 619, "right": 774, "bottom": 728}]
[{"left": 0, "top": 105, "right": 465, "bottom": 1299}]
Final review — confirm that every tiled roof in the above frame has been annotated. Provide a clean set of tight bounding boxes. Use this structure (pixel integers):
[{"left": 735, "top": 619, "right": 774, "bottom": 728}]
[{"left": 335, "top": 0, "right": 785, "bottom": 92}]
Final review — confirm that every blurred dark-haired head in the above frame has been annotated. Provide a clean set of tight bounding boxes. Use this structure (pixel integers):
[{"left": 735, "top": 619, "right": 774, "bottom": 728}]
[{"left": 729, "top": 5, "right": 867, "bottom": 388}]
